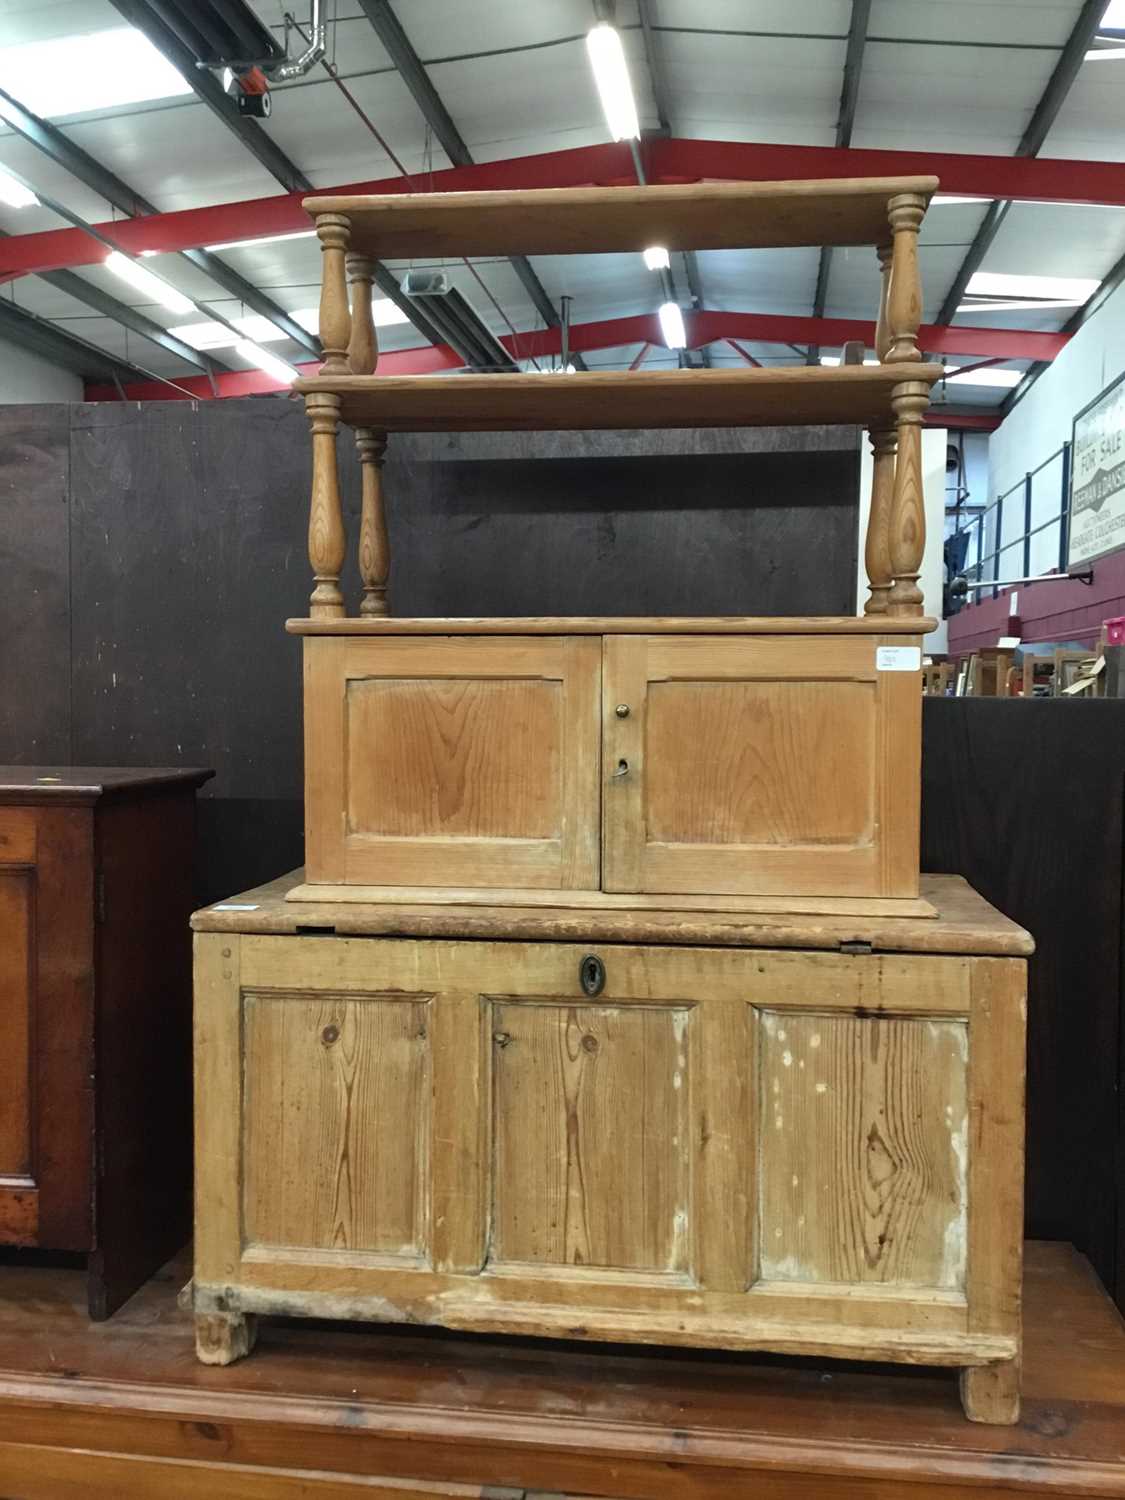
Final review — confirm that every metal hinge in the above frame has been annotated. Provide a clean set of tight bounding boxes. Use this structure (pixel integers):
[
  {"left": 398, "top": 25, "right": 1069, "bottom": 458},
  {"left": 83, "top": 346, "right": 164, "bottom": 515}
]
[
  {"left": 838, "top": 939, "right": 873, "bottom": 955},
  {"left": 95, "top": 871, "right": 106, "bottom": 924}
]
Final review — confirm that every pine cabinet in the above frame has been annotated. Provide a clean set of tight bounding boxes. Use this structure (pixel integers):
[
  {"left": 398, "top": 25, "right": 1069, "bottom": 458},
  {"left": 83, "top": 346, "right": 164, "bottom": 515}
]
[{"left": 299, "top": 623, "right": 925, "bottom": 909}]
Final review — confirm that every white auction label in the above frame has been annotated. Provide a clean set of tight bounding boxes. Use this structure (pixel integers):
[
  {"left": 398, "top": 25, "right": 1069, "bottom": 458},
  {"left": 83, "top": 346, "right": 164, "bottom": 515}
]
[{"left": 875, "top": 646, "right": 922, "bottom": 672}]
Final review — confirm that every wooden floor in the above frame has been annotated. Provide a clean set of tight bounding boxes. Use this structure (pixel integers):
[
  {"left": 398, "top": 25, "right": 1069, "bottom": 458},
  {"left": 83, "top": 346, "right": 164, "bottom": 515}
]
[{"left": 0, "top": 1243, "right": 1121, "bottom": 1499}]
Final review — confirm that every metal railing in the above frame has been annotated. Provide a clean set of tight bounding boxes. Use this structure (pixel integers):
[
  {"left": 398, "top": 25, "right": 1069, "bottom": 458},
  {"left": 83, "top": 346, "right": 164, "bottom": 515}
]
[{"left": 950, "top": 442, "right": 1072, "bottom": 601}]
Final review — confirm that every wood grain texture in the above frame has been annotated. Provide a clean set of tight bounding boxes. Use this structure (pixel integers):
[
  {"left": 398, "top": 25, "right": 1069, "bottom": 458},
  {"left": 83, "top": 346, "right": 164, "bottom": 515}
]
[
  {"left": 490, "top": 1002, "right": 692, "bottom": 1274},
  {"left": 289, "top": 616, "right": 937, "bottom": 636},
  {"left": 645, "top": 678, "right": 875, "bottom": 844},
  {"left": 306, "top": 635, "right": 600, "bottom": 890},
  {"left": 294, "top": 365, "right": 944, "bottom": 435},
  {"left": 356, "top": 429, "right": 388, "bottom": 617},
  {"left": 0, "top": 1243, "right": 1117, "bottom": 1499},
  {"left": 345, "top": 677, "right": 562, "bottom": 838},
  {"left": 0, "top": 869, "right": 32, "bottom": 1180},
  {"left": 196, "top": 869, "right": 1034, "bottom": 956},
  {"left": 243, "top": 991, "right": 431, "bottom": 1258},
  {"left": 864, "top": 425, "right": 896, "bottom": 614},
  {"left": 305, "top": 177, "right": 939, "bottom": 258},
  {"left": 758, "top": 1011, "right": 968, "bottom": 1289},
  {"left": 305, "top": 392, "right": 346, "bottom": 619},
  {"left": 193, "top": 933, "right": 243, "bottom": 1287},
  {"left": 315, "top": 213, "right": 351, "bottom": 376},
  {"left": 603, "top": 633, "right": 919, "bottom": 899}
]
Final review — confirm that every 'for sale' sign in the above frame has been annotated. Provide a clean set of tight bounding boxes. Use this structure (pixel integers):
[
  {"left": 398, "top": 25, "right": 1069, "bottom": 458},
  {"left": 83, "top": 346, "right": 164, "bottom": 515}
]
[{"left": 1070, "top": 372, "right": 1125, "bottom": 566}]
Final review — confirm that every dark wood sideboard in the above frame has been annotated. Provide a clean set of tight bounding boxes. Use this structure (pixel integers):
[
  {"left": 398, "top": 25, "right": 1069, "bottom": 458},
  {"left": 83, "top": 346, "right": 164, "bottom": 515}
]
[{"left": 0, "top": 767, "right": 212, "bottom": 1317}]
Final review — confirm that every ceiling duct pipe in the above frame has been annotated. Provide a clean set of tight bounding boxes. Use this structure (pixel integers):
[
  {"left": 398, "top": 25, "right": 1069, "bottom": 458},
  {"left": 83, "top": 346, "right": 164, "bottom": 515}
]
[{"left": 273, "top": 0, "right": 326, "bottom": 80}]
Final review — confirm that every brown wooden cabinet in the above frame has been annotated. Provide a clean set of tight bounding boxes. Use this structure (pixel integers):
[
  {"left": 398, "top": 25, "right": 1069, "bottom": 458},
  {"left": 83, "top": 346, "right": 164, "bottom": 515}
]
[{"left": 0, "top": 767, "right": 212, "bottom": 1317}]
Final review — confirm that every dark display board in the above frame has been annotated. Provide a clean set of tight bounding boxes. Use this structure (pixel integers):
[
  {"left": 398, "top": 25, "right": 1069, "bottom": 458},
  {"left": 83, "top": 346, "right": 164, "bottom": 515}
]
[{"left": 0, "top": 399, "right": 858, "bottom": 901}]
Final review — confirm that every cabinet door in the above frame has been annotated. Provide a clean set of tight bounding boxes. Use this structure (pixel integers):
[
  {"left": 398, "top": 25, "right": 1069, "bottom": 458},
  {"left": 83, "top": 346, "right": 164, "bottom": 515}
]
[
  {"left": 0, "top": 806, "right": 93, "bottom": 1249},
  {"left": 603, "top": 634, "right": 920, "bottom": 897},
  {"left": 305, "top": 636, "right": 601, "bottom": 889}
]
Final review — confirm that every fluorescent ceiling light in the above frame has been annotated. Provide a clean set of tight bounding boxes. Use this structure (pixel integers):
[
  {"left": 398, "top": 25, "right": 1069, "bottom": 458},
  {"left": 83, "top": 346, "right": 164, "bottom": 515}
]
[
  {"left": 0, "top": 27, "right": 192, "bottom": 119},
  {"left": 171, "top": 300, "right": 411, "bottom": 352},
  {"left": 1102, "top": 0, "right": 1125, "bottom": 21},
  {"left": 168, "top": 313, "right": 290, "bottom": 351},
  {"left": 932, "top": 194, "right": 987, "bottom": 206},
  {"left": 291, "top": 301, "right": 409, "bottom": 332},
  {"left": 234, "top": 339, "right": 298, "bottom": 385},
  {"left": 203, "top": 230, "right": 317, "bottom": 253},
  {"left": 944, "top": 365, "right": 1023, "bottom": 389},
  {"left": 643, "top": 245, "right": 670, "bottom": 271},
  {"left": 104, "top": 251, "right": 196, "bottom": 315},
  {"left": 819, "top": 354, "right": 879, "bottom": 366},
  {"left": 956, "top": 298, "right": 1082, "bottom": 313},
  {"left": 1085, "top": 46, "right": 1125, "bottom": 58},
  {"left": 658, "top": 301, "right": 686, "bottom": 349},
  {"left": 0, "top": 166, "right": 37, "bottom": 209},
  {"left": 966, "top": 271, "right": 1099, "bottom": 303},
  {"left": 586, "top": 23, "right": 640, "bottom": 141}
]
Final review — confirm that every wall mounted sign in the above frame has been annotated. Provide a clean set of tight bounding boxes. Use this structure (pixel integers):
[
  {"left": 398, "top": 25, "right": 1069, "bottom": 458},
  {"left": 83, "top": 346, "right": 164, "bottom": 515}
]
[{"left": 1069, "top": 370, "right": 1125, "bottom": 566}]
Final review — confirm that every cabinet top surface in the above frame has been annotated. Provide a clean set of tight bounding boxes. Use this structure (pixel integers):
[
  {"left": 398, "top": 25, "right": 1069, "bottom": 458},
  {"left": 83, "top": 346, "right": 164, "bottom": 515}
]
[
  {"left": 286, "top": 616, "right": 938, "bottom": 637},
  {"left": 303, "top": 176, "right": 938, "bottom": 258},
  {"left": 0, "top": 766, "right": 214, "bottom": 801},
  {"left": 193, "top": 871, "right": 1033, "bottom": 957},
  {"left": 294, "top": 365, "right": 944, "bottom": 434}
]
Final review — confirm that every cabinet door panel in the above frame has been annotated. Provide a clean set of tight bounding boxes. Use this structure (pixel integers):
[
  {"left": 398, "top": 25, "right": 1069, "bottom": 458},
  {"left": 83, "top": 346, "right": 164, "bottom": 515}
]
[
  {"left": 757, "top": 1009, "right": 968, "bottom": 1289},
  {"left": 306, "top": 636, "right": 601, "bottom": 889},
  {"left": 243, "top": 990, "right": 432, "bottom": 1258},
  {"left": 604, "top": 635, "right": 920, "bottom": 898},
  {"left": 489, "top": 1001, "right": 692, "bottom": 1274}
]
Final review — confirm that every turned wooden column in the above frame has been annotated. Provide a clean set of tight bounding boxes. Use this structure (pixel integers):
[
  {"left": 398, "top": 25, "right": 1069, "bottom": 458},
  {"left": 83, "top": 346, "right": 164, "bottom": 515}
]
[
  {"left": 864, "top": 425, "right": 897, "bottom": 614},
  {"left": 887, "top": 381, "right": 931, "bottom": 616},
  {"left": 315, "top": 213, "right": 352, "bottom": 375},
  {"left": 356, "top": 428, "right": 389, "bottom": 616},
  {"left": 306, "top": 392, "right": 346, "bottom": 618},
  {"left": 874, "top": 242, "right": 893, "bottom": 362},
  {"left": 347, "top": 253, "right": 378, "bottom": 375},
  {"left": 885, "top": 193, "right": 926, "bottom": 364}
]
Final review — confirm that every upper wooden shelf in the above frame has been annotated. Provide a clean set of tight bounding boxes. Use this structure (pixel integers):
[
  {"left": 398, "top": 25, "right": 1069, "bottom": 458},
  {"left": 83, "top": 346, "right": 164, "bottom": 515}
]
[
  {"left": 303, "top": 176, "right": 938, "bottom": 258},
  {"left": 294, "top": 364, "right": 944, "bottom": 434}
]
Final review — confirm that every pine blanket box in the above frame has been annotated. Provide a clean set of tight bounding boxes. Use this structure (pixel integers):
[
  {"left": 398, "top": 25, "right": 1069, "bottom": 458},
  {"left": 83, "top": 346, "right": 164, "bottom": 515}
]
[{"left": 191, "top": 871, "right": 1030, "bottom": 1424}]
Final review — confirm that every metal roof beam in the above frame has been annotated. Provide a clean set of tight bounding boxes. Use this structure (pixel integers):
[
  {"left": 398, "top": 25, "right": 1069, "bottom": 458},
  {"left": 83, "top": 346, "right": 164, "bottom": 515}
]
[
  {"left": 0, "top": 295, "right": 148, "bottom": 381},
  {"left": 935, "top": 0, "right": 1108, "bottom": 325},
  {"left": 37, "top": 267, "right": 226, "bottom": 372},
  {"left": 809, "top": 0, "right": 871, "bottom": 364},
  {"left": 0, "top": 84, "right": 320, "bottom": 357},
  {"left": 354, "top": 0, "right": 577, "bottom": 360}
]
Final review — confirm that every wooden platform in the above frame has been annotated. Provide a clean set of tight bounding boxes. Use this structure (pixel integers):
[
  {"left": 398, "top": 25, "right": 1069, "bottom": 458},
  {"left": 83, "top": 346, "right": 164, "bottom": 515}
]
[{"left": 0, "top": 1243, "right": 1120, "bottom": 1498}]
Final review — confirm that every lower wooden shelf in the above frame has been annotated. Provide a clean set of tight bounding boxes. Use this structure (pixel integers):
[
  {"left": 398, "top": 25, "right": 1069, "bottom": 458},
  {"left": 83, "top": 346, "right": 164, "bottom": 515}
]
[{"left": 0, "top": 1243, "right": 1120, "bottom": 1499}]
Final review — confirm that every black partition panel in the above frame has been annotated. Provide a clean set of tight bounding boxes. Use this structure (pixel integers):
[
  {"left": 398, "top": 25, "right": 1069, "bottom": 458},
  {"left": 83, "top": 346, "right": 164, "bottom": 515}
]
[{"left": 0, "top": 399, "right": 860, "bottom": 901}]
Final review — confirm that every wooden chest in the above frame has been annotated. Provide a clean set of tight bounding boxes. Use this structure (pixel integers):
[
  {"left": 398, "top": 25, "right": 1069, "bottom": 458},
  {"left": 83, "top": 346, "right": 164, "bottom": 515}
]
[
  {"left": 0, "top": 767, "right": 212, "bottom": 1316},
  {"left": 191, "top": 872, "right": 1030, "bottom": 1423}
]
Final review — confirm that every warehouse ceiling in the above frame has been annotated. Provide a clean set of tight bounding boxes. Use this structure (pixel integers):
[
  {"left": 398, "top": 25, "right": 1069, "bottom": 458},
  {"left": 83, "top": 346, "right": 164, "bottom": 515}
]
[{"left": 0, "top": 0, "right": 1122, "bottom": 411}]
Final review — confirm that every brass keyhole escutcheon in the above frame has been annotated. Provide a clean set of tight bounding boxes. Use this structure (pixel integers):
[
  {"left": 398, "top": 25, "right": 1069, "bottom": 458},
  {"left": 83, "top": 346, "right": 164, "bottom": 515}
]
[{"left": 580, "top": 954, "right": 606, "bottom": 996}]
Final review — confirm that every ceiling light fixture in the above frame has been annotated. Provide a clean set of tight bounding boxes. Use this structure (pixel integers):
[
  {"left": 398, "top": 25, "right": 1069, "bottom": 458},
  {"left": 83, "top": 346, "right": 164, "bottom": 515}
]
[
  {"left": 203, "top": 230, "right": 317, "bottom": 253},
  {"left": 643, "top": 246, "right": 670, "bottom": 271},
  {"left": 658, "top": 301, "right": 687, "bottom": 350},
  {"left": 0, "top": 165, "right": 38, "bottom": 208},
  {"left": 966, "top": 271, "right": 1099, "bottom": 303},
  {"left": 586, "top": 22, "right": 639, "bottom": 141},
  {"left": 0, "top": 27, "right": 192, "bottom": 119},
  {"left": 944, "top": 365, "right": 1023, "bottom": 389},
  {"left": 234, "top": 338, "right": 299, "bottom": 385},
  {"left": 104, "top": 250, "right": 196, "bottom": 314},
  {"left": 819, "top": 354, "right": 879, "bottom": 366}
]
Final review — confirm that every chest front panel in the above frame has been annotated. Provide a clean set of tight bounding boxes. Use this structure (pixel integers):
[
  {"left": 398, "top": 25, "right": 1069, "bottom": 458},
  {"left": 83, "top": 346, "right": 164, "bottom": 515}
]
[{"left": 197, "top": 932, "right": 1021, "bottom": 1364}]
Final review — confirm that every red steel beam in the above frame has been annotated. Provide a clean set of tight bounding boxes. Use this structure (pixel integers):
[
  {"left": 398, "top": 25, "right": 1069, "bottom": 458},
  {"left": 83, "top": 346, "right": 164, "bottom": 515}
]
[
  {"left": 7, "top": 137, "right": 1125, "bottom": 280},
  {"left": 84, "top": 312, "right": 1060, "bottom": 402}
]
